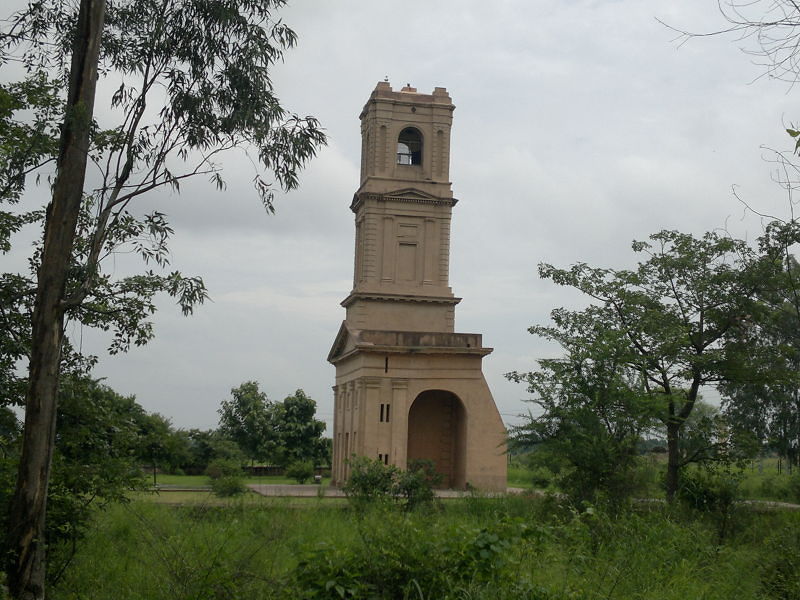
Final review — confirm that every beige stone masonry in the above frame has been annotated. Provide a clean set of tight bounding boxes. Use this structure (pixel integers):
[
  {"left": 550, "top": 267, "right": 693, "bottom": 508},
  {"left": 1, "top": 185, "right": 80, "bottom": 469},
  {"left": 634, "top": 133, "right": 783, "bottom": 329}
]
[{"left": 329, "top": 81, "right": 507, "bottom": 491}]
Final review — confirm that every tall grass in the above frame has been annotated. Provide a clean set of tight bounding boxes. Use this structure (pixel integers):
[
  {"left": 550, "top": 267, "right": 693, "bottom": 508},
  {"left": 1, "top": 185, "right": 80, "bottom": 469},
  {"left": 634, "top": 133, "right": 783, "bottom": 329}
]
[{"left": 51, "top": 493, "right": 800, "bottom": 600}]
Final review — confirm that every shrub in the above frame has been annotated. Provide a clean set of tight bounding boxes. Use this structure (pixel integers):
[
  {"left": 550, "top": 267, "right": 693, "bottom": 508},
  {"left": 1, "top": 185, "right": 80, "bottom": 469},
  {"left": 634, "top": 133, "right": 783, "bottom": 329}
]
[
  {"left": 759, "top": 517, "right": 800, "bottom": 599},
  {"left": 395, "top": 459, "right": 441, "bottom": 511},
  {"left": 678, "top": 467, "right": 741, "bottom": 513},
  {"left": 529, "top": 465, "right": 555, "bottom": 489},
  {"left": 206, "top": 459, "right": 245, "bottom": 497},
  {"left": 290, "top": 514, "right": 524, "bottom": 599},
  {"left": 342, "top": 456, "right": 397, "bottom": 509},
  {"left": 286, "top": 460, "right": 315, "bottom": 484},
  {"left": 205, "top": 459, "right": 242, "bottom": 480},
  {"left": 788, "top": 473, "right": 800, "bottom": 503},
  {"left": 210, "top": 475, "right": 246, "bottom": 497},
  {"left": 678, "top": 466, "right": 743, "bottom": 542},
  {"left": 343, "top": 456, "right": 440, "bottom": 511}
]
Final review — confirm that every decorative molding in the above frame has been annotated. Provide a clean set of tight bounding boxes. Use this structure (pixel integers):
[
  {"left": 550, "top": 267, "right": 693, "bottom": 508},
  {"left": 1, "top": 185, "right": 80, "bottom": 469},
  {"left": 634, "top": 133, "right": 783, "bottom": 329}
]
[
  {"left": 391, "top": 378, "right": 409, "bottom": 390},
  {"left": 351, "top": 190, "right": 458, "bottom": 212},
  {"left": 341, "top": 291, "right": 460, "bottom": 307}
]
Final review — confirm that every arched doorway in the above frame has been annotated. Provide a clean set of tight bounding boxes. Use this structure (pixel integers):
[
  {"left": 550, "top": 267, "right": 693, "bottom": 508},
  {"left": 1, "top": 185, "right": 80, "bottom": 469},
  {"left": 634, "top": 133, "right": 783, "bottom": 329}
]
[{"left": 407, "top": 390, "right": 466, "bottom": 488}]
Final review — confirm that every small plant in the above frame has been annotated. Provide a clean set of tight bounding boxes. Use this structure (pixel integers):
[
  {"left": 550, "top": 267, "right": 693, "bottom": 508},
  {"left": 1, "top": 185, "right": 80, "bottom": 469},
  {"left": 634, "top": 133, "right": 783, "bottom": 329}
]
[
  {"left": 759, "top": 518, "right": 800, "bottom": 599},
  {"left": 205, "top": 459, "right": 245, "bottom": 497},
  {"left": 529, "top": 465, "right": 555, "bottom": 489},
  {"left": 210, "top": 475, "right": 246, "bottom": 497},
  {"left": 342, "top": 456, "right": 397, "bottom": 510},
  {"left": 677, "top": 465, "right": 743, "bottom": 542},
  {"left": 788, "top": 472, "right": 800, "bottom": 503},
  {"left": 285, "top": 459, "right": 315, "bottom": 484},
  {"left": 343, "top": 456, "right": 441, "bottom": 511},
  {"left": 395, "top": 459, "right": 441, "bottom": 511},
  {"left": 205, "top": 458, "right": 242, "bottom": 480},
  {"left": 290, "top": 516, "right": 523, "bottom": 599}
]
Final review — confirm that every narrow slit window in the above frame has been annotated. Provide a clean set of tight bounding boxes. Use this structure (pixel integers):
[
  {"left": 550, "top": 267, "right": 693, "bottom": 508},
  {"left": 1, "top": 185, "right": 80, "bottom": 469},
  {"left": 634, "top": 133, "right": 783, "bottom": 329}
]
[
  {"left": 380, "top": 403, "right": 385, "bottom": 422},
  {"left": 384, "top": 454, "right": 389, "bottom": 465},
  {"left": 397, "top": 128, "right": 422, "bottom": 165},
  {"left": 385, "top": 404, "right": 390, "bottom": 422}
]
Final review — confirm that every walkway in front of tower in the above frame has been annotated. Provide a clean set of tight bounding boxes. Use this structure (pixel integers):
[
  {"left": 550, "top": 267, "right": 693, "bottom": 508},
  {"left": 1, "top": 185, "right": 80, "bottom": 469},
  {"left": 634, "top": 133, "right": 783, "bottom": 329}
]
[{"left": 246, "top": 484, "right": 523, "bottom": 498}]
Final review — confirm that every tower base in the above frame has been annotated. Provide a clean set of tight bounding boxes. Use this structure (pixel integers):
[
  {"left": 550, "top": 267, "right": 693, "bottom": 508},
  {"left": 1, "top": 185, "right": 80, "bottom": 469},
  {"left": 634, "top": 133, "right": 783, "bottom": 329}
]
[{"left": 328, "top": 325, "right": 507, "bottom": 492}]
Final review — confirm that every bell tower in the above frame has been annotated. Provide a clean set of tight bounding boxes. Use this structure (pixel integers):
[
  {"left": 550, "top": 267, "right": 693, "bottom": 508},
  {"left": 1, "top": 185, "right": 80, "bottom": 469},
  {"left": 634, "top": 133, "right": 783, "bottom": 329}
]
[{"left": 328, "top": 82, "right": 506, "bottom": 491}]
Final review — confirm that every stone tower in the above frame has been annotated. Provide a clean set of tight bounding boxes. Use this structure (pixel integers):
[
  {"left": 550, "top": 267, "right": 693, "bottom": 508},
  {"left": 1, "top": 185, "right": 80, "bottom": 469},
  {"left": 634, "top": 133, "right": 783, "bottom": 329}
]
[{"left": 327, "top": 81, "right": 507, "bottom": 491}]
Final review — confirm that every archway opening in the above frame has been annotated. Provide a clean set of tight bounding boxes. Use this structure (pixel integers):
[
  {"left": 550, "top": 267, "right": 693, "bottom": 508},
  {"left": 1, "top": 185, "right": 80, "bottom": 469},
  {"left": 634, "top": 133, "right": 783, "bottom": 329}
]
[
  {"left": 397, "top": 127, "right": 422, "bottom": 165},
  {"left": 407, "top": 390, "right": 466, "bottom": 488}
]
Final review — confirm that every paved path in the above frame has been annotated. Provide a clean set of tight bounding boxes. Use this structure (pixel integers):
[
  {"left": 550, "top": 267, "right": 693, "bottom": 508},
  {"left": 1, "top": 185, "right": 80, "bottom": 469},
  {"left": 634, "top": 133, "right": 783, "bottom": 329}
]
[{"left": 247, "top": 484, "right": 526, "bottom": 498}]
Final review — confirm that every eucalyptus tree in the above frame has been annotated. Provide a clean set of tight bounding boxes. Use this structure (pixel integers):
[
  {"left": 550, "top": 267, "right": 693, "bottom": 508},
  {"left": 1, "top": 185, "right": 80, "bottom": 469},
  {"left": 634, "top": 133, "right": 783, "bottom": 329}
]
[
  {"left": 512, "top": 230, "right": 769, "bottom": 501},
  {"left": 1, "top": 0, "right": 325, "bottom": 596}
]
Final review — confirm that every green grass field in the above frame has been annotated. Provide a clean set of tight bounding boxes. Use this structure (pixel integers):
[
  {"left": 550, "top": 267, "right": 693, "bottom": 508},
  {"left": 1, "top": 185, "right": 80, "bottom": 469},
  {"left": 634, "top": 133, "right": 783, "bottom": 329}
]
[{"left": 50, "top": 494, "right": 800, "bottom": 600}]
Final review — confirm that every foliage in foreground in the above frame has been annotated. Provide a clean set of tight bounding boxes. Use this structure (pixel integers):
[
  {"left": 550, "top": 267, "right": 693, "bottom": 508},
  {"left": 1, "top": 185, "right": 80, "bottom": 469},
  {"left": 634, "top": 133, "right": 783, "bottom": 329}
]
[
  {"left": 343, "top": 456, "right": 442, "bottom": 511},
  {"left": 49, "top": 495, "right": 800, "bottom": 600}
]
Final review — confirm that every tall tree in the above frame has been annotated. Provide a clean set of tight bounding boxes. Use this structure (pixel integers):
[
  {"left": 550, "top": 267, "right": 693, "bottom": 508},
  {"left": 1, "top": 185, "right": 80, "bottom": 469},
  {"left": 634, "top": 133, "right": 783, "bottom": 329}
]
[
  {"left": 272, "top": 389, "right": 326, "bottom": 467},
  {"left": 508, "top": 312, "right": 660, "bottom": 506},
  {"left": 217, "top": 384, "right": 327, "bottom": 467},
  {"left": 218, "top": 381, "right": 274, "bottom": 463},
  {"left": 722, "top": 222, "right": 800, "bottom": 468},
  {"left": 1, "top": 0, "right": 325, "bottom": 596},
  {"left": 7, "top": 1, "right": 106, "bottom": 596},
  {"left": 516, "top": 230, "right": 768, "bottom": 500}
]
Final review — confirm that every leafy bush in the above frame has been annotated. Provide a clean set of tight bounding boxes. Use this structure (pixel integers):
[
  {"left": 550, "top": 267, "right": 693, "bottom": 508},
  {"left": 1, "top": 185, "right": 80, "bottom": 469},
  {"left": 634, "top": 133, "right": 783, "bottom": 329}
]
[
  {"left": 205, "top": 459, "right": 245, "bottom": 497},
  {"left": 678, "top": 467, "right": 741, "bottom": 513},
  {"left": 394, "top": 459, "right": 442, "bottom": 510},
  {"left": 290, "top": 514, "right": 526, "bottom": 599},
  {"left": 286, "top": 460, "right": 315, "bottom": 484},
  {"left": 210, "top": 475, "right": 246, "bottom": 497},
  {"left": 678, "top": 466, "right": 743, "bottom": 541},
  {"left": 788, "top": 473, "right": 800, "bottom": 503},
  {"left": 759, "top": 518, "right": 800, "bottom": 599},
  {"left": 342, "top": 456, "right": 397, "bottom": 509},
  {"left": 529, "top": 465, "right": 555, "bottom": 489},
  {"left": 343, "top": 456, "right": 440, "bottom": 511},
  {"left": 205, "top": 459, "right": 242, "bottom": 480}
]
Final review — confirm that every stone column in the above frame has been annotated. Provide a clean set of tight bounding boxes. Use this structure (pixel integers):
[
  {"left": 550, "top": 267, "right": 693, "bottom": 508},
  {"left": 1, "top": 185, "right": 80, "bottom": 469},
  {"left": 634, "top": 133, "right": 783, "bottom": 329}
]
[{"left": 391, "top": 379, "right": 409, "bottom": 468}]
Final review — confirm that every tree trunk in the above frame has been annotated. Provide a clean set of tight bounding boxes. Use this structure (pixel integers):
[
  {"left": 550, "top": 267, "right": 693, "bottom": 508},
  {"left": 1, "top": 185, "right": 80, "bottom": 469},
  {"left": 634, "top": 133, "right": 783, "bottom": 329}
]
[
  {"left": 665, "top": 421, "right": 680, "bottom": 502},
  {"left": 6, "top": 1, "right": 105, "bottom": 598}
]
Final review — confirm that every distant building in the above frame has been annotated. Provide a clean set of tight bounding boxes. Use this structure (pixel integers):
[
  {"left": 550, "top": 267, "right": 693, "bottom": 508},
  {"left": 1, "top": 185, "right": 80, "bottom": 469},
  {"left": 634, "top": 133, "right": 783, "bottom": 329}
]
[{"left": 328, "top": 82, "right": 506, "bottom": 490}]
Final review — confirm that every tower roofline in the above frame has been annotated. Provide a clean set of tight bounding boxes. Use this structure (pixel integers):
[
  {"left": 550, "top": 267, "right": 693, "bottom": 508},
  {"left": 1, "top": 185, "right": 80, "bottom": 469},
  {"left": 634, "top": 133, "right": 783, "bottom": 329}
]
[{"left": 359, "top": 81, "right": 455, "bottom": 119}]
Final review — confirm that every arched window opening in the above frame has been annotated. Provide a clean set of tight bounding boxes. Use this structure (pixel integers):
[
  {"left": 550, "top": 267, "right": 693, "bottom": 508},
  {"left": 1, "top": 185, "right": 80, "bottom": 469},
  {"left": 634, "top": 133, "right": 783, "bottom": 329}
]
[{"left": 397, "top": 128, "right": 422, "bottom": 165}]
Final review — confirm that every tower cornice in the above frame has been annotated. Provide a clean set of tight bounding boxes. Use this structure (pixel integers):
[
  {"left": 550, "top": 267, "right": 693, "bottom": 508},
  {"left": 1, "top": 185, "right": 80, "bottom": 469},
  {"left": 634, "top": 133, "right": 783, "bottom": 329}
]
[
  {"left": 341, "top": 291, "right": 461, "bottom": 308},
  {"left": 350, "top": 190, "right": 458, "bottom": 213}
]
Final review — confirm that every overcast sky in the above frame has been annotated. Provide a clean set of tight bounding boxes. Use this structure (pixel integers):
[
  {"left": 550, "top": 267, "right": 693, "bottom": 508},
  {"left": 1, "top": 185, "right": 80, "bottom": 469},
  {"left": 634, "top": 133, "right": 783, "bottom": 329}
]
[{"left": 5, "top": 0, "right": 800, "bottom": 434}]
